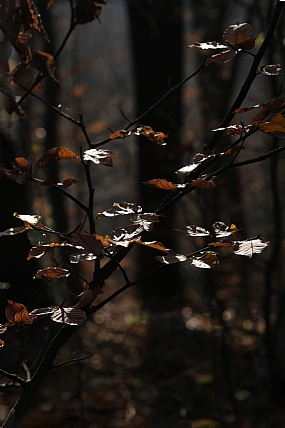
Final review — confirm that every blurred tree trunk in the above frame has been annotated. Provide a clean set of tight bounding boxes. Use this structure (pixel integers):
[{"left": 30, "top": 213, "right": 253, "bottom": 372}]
[{"left": 127, "top": 0, "right": 183, "bottom": 310}]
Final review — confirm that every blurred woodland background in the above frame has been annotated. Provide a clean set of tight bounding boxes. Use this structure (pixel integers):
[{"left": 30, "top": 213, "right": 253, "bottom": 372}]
[{"left": 1, "top": 1, "right": 285, "bottom": 427}]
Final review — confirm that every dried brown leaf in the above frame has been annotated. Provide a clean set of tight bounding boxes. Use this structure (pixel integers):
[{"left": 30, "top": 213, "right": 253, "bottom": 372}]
[
  {"left": 143, "top": 178, "right": 178, "bottom": 190},
  {"left": 223, "top": 23, "right": 252, "bottom": 45},
  {"left": 33, "top": 267, "right": 70, "bottom": 279},
  {"left": 205, "top": 49, "right": 237, "bottom": 66},
  {"left": 36, "top": 147, "right": 77, "bottom": 168}
]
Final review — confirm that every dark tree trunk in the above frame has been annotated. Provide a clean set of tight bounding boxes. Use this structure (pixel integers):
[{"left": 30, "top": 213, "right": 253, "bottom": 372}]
[{"left": 127, "top": 0, "right": 183, "bottom": 310}]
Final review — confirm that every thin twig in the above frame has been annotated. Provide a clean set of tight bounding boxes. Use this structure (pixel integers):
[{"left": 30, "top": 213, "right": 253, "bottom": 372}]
[{"left": 0, "top": 369, "right": 26, "bottom": 387}]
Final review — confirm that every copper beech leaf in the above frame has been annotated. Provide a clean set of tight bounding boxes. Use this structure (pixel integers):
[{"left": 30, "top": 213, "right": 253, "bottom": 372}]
[
  {"left": 109, "top": 129, "right": 132, "bottom": 139},
  {"left": 189, "top": 41, "right": 227, "bottom": 50},
  {"left": 223, "top": 23, "right": 252, "bottom": 45},
  {"left": 134, "top": 126, "right": 167, "bottom": 146},
  {"left": 155, "top": 249, "right": 187, "bottom": 264},
  {"left": 21, "top": 0, "right": 49, "bottom": 41},
  {"left": 135, "top": 240, "right": 167, "bottom": 252},
  {"left": 190, "top": 251, "right": 220, "bottom": 269},
  {"left": 33, "top": 267, "right": 70, "bottom": 279},
  {"left": 50, "top": 307, "right": 87, "bottom": 325},
  {"left": 143, "top": 178, "right": 179, "bottom": 190},
  {"left": 259, "top": 113, "right": 285, "bottom": 137},
  {"left": 30, "top": 51, "right": 60, "bottom": 88},
  {"left": 27, "top": 242, "right": 83, "bottom": 260},
  {"left": 175, "top": 153, "right": 214, "bottom": 181},
  {"left": 14, "top": 212, "right": 41, "bottom": 226},
  {"left": 5, "top": 300, "right": 36, "bottom": 326},
  {"left": 56, "top": 178, "right": 78, "bottom": 188},
  {"left": 189, "top": 176, "right": 227, "bottom": 189},
  {"left": 36, "top": 147, "right": 77, "bottom": 168},
  {"left": 131, "top": 213, "right": 164, "bottom": 232},
  {"left": 109, "top": 224, "right": 143, "bottom": 247},
  {"left": 0, "top": 226, "right": 28, "bottom": 237},
  {"left": 212, "top": 124, "right": 248, "bottom": 135},
  {"left": 174, "top": 225, "right": 210, "bottom": 237},
  {"left": 72, "top": 233, "right": 104, "bottom": 256},
  {"left": 96, "top": 202, "right": 142, "bottom": 218},
  {"left": 233, "top": 238, "right": 269, "bottom": 258},
  {"left": 205, "top": 49, "right": 237, "bottom": 66},
  {"left": 83, "top": 149, "right": 114, "bottom": 166},
  {"left": 212, "top": 221, "right": 240, "bottom": 238},
  {"left": 250, "top": 98, "right": 285, "bottom": 124},
  {"left": 258, "top": 64, "right": 281, "bottom": 76},
  {"left": 12, "top": 157, "right": 29, "bottom": 170},
  {"left": 0, "top": 166, "right": 26, "bottom": 184}
]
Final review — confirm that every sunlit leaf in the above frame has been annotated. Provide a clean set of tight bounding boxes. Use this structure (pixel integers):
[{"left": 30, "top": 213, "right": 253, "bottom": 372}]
[
  {"left": 212, "top": 124, "right": 248, "bottom": 135},
  {"left": 190, "top": 251, "right": 219, "bottom": 269},
  {"left": 213, "top": 221, "right": 240, "bottom": 238},
  {"left": 33, "top": 267, "right": 70, "bottom": 279},
  {"left": 135, "top": 240, "right": 168, "bottom": 252},
  {"left": 0, "top": 226, "right": 28, "bottom": 237},
  {"left": 83, "top": 148, "right": 114, "bottom": 167},
  {"left": 109, "top": 129, "right": 132, "bottom": 139},
  {"left": 205, "top": 49, "right": 237, "bottom": 66},
  {"left": 188, "top": 41, "right": 227, "bottom": 50},
  {"left": 135, "top": 126, "right": 167, "bottom": 146},
  {"left": 234, "top": 104, "right": 261, "bottom": 114},
  {"left": 56, "top": 177, "right": 78, "bottom": 188},
  {"left": 223, "top": 23, "right": 252, "bottom": 45},
  {"left": 70, "top": 253, "right": 97, "bottom": 263},
  {"left": 27, "top": 242, "right": 83, "bottom": 260},
  {"left": 36, "top": 147, "right": 77, "bottom": 168},
  {"left": 72, "top": 233, "right": 104, "bottom": 255},
  {"left": 155, "top": 249, "right": 187, "bottom": 264},
  {"left": 14, "top": 212, "right": 41, "bottom": 226},
  {"left": 143, "top": 178, "right": 180, "bottom": 190},
  {"left": 50, "top": 306, "right": 87, "bottom": 325},
  {"left": 233, "top": 238, "right": 269, "bottom": 258},
  {"left": 109, "top": 224, "right": 143, "bottom": 246},
  {"left": 131, "top": 213, "right": 163, "bottom": 231},
  {"left": 258, "top": 64, "right": 281, "bottom": 76},
  {"left": 174, "top": 225, "right": 210, "bottom": 237},
  {"left": 175, "top": 153, "right": 214, "bottom": 181},
  {"left": 96, "top": 202, "right": 142, "bottom": 218}
]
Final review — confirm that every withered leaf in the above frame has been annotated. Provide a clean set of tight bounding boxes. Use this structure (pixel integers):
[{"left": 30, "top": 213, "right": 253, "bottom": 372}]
[
  {"left": 223, "top": 145, "right": 244, "bottom": 155},
  {"left": 175, "top": 154, "right": 214, "bottom": 181},
  {"left": 212, "top": 221, "right": 240, "bottom": 238},
  {"left": 56, "top": 177, "right": 78, "bottom": 188},
  {"left": 109, "top": 224, "right": 143, "bottom": 247},
  {"left": 174, "top": 225, "right": 210, "bottom": 237},
  {"left": 143, "top": 178, "right": 178, "bottom": 190},
  {"left": 205, "top": 49, "right": 237, "bottom": 66},
  {"left": 70, "top": 253, "right": 97, "bottom": 263},
  {"left": 96, "top": 202, "right": 142, "bottom": 218},
  {"left": 208, "top": 241, "right": 232, "bottom": 247},
  {"left": 190, "top": 176, "right": 227, "bottom": 189},
  {"left": 131, "top": 213, "right": 163, "bottom": 232},
  {"left": 72, "top": 232, "right": 104, "bottom": 255},
  {"left": 234, "top": 104, "right": 261, "bottom": 114},
  {"left": 135, "top": 240, "right": 167, "bottom": 252},
  {"left": 109, "top": 129, "right": 132, "bottom": 139},
  {"left": 258, "top": 64, "right": 281, "bottom": 76},
  {"left": 259, "top": 113, "right": 285, "bottom": 138},
  {"left": 20, "top": 0, "right": 49, "bottom": 41},
  {"left": 75, "top": 288, "right": 98, "bottom": 308},
  {"left": 5, "top": 300, "right": 36, "bottom": 326},
  {"left": 189, "top": 41, "right": 227, "bottom": 50},
  {"left": 27, "top": 242, "right": 83, "bottom": 260},
  {"left": 50, "top": 307, "right": 87, "bottom": 325},
  {"left": 0, "top": 339, "right": 5, "bottom": 347},
  {"left": 83, "top": 148, "right": 114, "bottom": 166},
  {"left": 0, "top": 166, "right": 26, "bottom": 184},
  {"left": 212, "top": 124, "right": 248, "bottom": 135},
  {"left": 250, "top": 98, "right": 285, "bottom": 124},
  {"left": 155, "top": 249, "right": 187, "bottom": 265},
  {"left": 223, "top": 23, "right": 252, "bottom": 45},
  {"left": 190, "top": 251, "right": 219, "bottom": 269},
  {"left": 36, "top": 147, "right": 77, "bottom": 168},
  {"left": 33, "top": 267, "right": 70, "bottom": 279},
  {"left": 233, "top": 238, "right": 269, "bottom": 258},
  {"left": 0, "top": 226, "right": 28, "bottom": 237},
  {"left": 14, "top": 212, "right": 41, "bottom": 226},
  {"left": 12, "top": 157, "right": 30, "bottom": 170},
  {"left": 135, "top": 126, "right": 167, "bottom": 146},
  {"left": 240, "top": 37, "right": 256, "bottom": 51}
]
